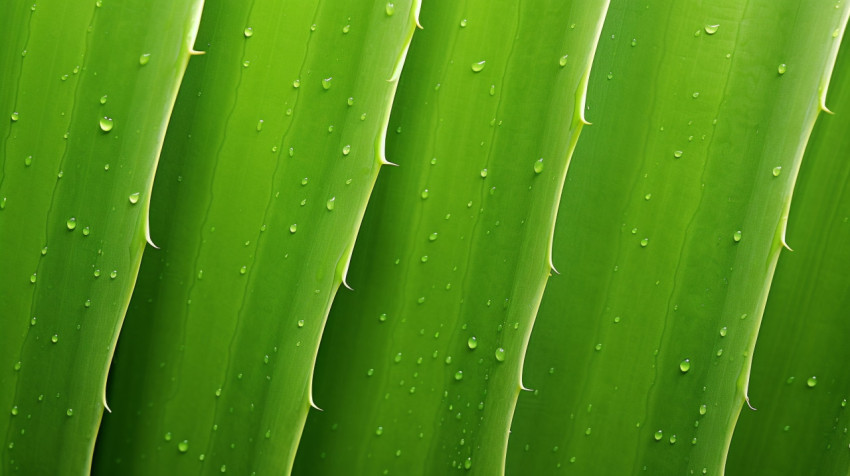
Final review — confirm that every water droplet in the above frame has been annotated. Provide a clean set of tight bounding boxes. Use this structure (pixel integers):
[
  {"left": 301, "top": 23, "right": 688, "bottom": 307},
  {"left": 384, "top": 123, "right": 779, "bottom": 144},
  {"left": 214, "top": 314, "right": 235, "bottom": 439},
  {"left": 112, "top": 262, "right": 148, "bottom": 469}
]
[
  {"left": 375, "top": 426, "right": 384, "bottom": 436},
  {"left": 326, "top": 197, "right": 335, "bottom": 210},
  {"left": 428, "top": 232, "right": 438, "bottom": 241},
  {"left": 297, "top": 319, "right": 305, "bottom": 328},
  {"left": 139, "top": 53, "right": 151, "bottom": 65},
  {"left": 239, "top": 266, "right": 247, "bottom": 275},
  {"left": 704, "top": 24, "right": 719, "bottom": 35},
  {"left": 467, "top": 336, "right": 478, "bottom": 349},
  {"left": 243, "top": 27, "right": 253, "bottom": 38},
  {"left": 699, "top": 404, "right": 707, "bottom": 415},
  {"left": 778, "top": 63, "right": 787, "bottom": 75},
  {"left": 99, "top": 116, "right": 113, "bottom": 132},
  {"left": 13, "top": 361, "right": 21, "bottom": 371},
  {"left": 640, "top": 238, "right": 649, "bottom": 247},
  {"left": 66, "top": 408, "right": 74, "bottom": 417},
  {"left": 480, "top": 168, "right": 488, "bottom": 178},
  {"left": 66, "top": 217, "right": 77, "bottom": 230},
  {"left": 607, "top": 72, "right": 614, "bottom": 80},
  {"left": 533, "top": 158, "right": 544, "bottom": 174},
  {"left": 460, "top": 18, "right": 468, "bottom": 27},
  {"left": 10, "top": 112, "right": 19, "bottom": 122},
  {"left": 321, "top": 77, "right": 333, "bottom": 90},
  {"left": 128, "top": 192, "right": 140, "bottom": 204},
  {"left": 644, "top": 193, "right": 652, "bottom": 201},
  {"left": 692, "top": 91, "right": 700, "bottom": 98},
  {"left": 385, "top": 2, "right": 395, "bottom": 16},
  {"left": 289, "top": 224, "right": 297, "bottom": 234},
  {"left": 669, "top": 434, "right": 678, "bottom": 444},
  {"left": 420, "top": 189, "right": 429, "bottom": 199},
  {"left": 94, "top": 269, "right": 101, "bottom": 278},
  {"left": 177, "top": 440, "right": 189, "bottom": 453},
  {"left": 99, "top": 95, "right": 108, "bottom": 104},
  {"left": 471, "top": 61, "right": 486, "bottom": 72},
  {"left": 342, "top": 144, "right": 351, "bottom": 156},
  {"left": 631, "top": 38, "right": 637, "bottom": 47},
  {"left": 772, "top": 166, "right": 782, "bottom": 177},
  {"left": 256, "top": 119, "right": 263, "bottom": 131},
  {"left": 494, "top": 347, "right": 506, "bottom": 362},
  {"left": 654, "top": 430, "right": 663, "bottom": 441},
  {"left": 347, "top": 97, "right": 355, "bottom": 106},
  {"left": 559, "top": 55, "right": 568, "bottom": 67},
  {"left": 673, "top": 150, "right": 683, "bottom": 159},
  {"left": 733, "top": 230, "right": 742, "bottom": 242},
  {"left": 720, "top": 326, "right": 727, "bottom": 337},
  {"left": 29, "top": 273, "right": 37, "bottom": 284},
  {"left": 454, "top": 370, "right": 464, "bottom": 381},
  {"left": 594, "top": 343, "right": 603, "bottom": 351},
  {"left": 292, "top": 79, "right": 301, "bottom": 89},
  {"left": 807, "top": 376, "right": 817, "bottom": 388},
  {"left": 679, "top": 359, "right": 691, "bottom": 373},
  {"left": 109, "top": 270, "right": 118, "bottom": 279}
]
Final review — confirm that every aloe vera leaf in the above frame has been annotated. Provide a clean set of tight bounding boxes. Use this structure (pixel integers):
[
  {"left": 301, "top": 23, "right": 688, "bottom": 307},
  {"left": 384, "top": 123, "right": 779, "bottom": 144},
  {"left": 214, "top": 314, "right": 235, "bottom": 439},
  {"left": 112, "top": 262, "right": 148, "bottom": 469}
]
[
  {"left": 293, "top": 2, "right": 610, "bottom": 474},
  {"left": 93, "top": 1, "right": 420, "bottom": 474},
  {"left": 0, "top": 1, "right": 203, "bottom": 473},
  {"left": 725, "top": 28, "right": 850, "bottom": 476},
  {"left": 507, "top": 1, "right": 850, "bottom": 475}
]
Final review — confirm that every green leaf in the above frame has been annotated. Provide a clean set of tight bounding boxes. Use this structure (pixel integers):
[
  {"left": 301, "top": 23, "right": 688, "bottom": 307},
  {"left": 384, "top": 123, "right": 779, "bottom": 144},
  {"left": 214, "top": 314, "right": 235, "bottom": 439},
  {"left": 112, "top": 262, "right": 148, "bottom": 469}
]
[
  {"left": 725, "top": 27, "right": 850, "bottom": 476},
  {"left": 507, "top": 1, "right": 849, "bottom": 475},
  {"left": 295, "top": 1, "right": 609, "bottom": 474},
  {"left": 0, "top": 0, "right": 202, "bottom": 473},
  {"left": 94, "top": 1, "right": 419, "bottom": 474}
]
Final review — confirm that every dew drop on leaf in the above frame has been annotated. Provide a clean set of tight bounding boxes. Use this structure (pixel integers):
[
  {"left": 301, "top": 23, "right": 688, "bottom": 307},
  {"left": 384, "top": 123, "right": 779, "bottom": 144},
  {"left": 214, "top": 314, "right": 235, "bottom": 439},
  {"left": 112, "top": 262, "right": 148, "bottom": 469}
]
[
  {"left": 99, "top": 116, "right": 113, "bottom": 132},
  {"left": 533, "top": 158, "right": 544, "bottom": 174}
]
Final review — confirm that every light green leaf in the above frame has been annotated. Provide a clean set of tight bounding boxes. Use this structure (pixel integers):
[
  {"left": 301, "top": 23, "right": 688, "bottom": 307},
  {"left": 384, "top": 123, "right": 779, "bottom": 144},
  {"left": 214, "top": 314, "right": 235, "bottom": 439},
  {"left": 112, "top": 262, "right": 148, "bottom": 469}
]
[
  {"left": 295, "top": 1, "right": 609, "bottom": 474},
  {"left": 725, "top": 27, "right": 850, "bottom": 476},
  {"left": 508, "top": 1, "right": 849, "bottom": 475},
  {"left": 0, "top": 0, "right": 202, "bottom": 473},
  {"left": 94, "top": 1, "right": 419, "bottom": 474}
]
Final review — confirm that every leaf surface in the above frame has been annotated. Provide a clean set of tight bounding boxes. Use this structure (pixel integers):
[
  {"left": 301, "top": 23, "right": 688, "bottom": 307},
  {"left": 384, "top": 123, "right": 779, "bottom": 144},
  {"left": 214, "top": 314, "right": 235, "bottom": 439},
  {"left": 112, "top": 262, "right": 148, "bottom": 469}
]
[
  {"left": 295, "top": 1, "right": 609, "bottom": 474},
  {"left": 507, "top": 1, "right": 849, "bottom": 475},
  {"left": 94, "top": 1, "right": 419, "bottom": 474},
  {"left": 725, "top": 26, "right": 850, "bottom": 476},
  {"left": 0, "top": 0, "right": 203, "bottom": 473}
]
